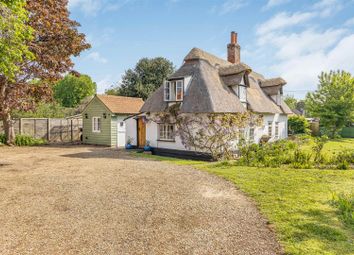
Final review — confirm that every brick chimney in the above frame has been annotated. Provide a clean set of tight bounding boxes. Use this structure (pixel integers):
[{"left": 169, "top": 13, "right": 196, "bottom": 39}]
[{"left": 227, "top": 31, "right": 240, "bottom": 64}]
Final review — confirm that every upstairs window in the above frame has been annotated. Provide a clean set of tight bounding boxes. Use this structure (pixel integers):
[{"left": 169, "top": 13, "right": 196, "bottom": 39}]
[
  {"left": 275, "top": 90, "right": 282, "bottom": 106},
  {"left": 164, "top": 80, "right": 184, "bottom": 101},
  {"left": 239, "top": 85, "right": 247, "bottom": 107}
]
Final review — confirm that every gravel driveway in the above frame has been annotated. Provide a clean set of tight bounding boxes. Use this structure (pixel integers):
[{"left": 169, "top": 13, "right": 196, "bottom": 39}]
[{"left": 0, "top": 146, "right": 281, "bottom": 255}]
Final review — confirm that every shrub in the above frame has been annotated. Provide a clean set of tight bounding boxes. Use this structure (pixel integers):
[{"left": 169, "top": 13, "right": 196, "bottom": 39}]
[
  {"left": 238, "top": 140, "right": 299, "bottom": 168},
  {"left": 331, "top": 150, "right": 354, "bottom": 170},
  {"left": 331, "top": 192, "right": 354, "bottom": 228},
  {"left": 313, "top": 136, "right": 328, "bottom": 163},
  {"left": 14, "top": 135, "right": 46, "bottom": 146},
  {"left": 0, "top": 134, "right": 6, "bottom": 144},
  {"left": 288, "top": 115, "right": 311, "bottom": 135},
  {"left": 291, "top": 148, "right": 312, "bottom": 169}
]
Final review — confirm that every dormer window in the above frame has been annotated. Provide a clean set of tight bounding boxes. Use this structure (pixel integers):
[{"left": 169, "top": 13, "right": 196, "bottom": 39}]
[
  {"left": 164, "top": 80, "right": 184, "bottom": 101},
  {"left": 239, "top": 74, "right": 247, "bottom": 107},
  {"left": 275, "top": 89, "right": 283, "bottom": 106}
]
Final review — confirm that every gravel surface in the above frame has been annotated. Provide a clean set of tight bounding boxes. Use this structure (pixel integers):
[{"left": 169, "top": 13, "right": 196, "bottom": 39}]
[{"left": 0, "top": 145, "right": 282, "bottom": 255}]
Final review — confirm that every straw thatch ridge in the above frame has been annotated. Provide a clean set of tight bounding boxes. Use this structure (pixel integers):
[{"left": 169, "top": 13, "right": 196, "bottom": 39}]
[
  {"left": 260, "top": 78, "right": 287, "bottom": 88},
  {"left": 219, "top": 63, "right": 252, "bottom": 76},
  {"left": 184, "top": 48, "right": 231, "bottom": 67}
]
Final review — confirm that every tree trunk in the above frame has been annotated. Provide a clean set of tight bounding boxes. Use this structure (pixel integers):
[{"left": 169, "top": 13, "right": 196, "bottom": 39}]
[{"left": 2, "top": 112, "right": 15, "bottom": 145}]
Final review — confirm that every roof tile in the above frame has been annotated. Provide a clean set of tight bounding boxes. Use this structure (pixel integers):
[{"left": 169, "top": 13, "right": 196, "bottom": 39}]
[{"left": 97, "top": 95, "right": 144, "bottom": 114}]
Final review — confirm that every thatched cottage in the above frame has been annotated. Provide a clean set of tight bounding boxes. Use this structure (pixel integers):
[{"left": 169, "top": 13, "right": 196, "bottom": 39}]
[{"left": 137, "top": 32, "right": 292, "bottom": 159}]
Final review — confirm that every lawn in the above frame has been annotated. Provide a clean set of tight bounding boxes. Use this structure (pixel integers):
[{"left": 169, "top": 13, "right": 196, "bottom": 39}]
[
  {"left": 134, "top": 138, "right": 354, "bottom": 255},
  {"left": 302, "top": 137, "right": 354, "bottom": 157}
]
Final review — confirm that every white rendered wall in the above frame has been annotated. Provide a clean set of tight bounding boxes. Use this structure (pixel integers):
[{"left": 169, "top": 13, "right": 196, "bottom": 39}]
[
  {"left": 145, "top": 113, "right": 288, "bottom": 152},
  {"left": 125, "top": 117, "right": 138, "bottom": 146}
]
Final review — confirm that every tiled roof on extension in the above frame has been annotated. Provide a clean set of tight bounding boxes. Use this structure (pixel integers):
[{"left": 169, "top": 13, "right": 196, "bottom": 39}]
[{"left": 97, "top": 95, "right": 144, "bottom": 114}]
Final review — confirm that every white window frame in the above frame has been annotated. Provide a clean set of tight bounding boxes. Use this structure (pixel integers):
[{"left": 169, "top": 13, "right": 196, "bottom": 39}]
[
  {"left": 249, "top": 127, "right": 255, "bottom": 143},
  {"left": 164, "top": 80, "right": 184, "bottom": 102},
  {"left": 92, "top": 117, "right": 101, "bottom": 133},
  {"left": 238, "top": 85, "right": 247, "bottom": 104},
  {"left": 268, "top": 121, "right": 273, "bottom": 137},
  {"left": 275, "top": 122, "right": 279, "bottom": 139},
  {"left": 164, "top": 81, "right": 171, "bottom": 101},
  {"left": 176, "top": 80, "right": 184, "bottom": 101},
  {"left": 158, "top": 124, "right": 175, "bottom": 141}
]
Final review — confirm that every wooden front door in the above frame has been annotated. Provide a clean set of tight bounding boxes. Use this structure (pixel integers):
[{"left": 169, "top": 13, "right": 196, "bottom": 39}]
[{"left": 137, "top": 118, "right": 146, "bottom": 148}]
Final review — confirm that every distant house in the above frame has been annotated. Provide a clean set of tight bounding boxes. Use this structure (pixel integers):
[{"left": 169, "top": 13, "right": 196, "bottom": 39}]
[
  {"left": 138, "top": 32, "right": 292, "bottom": 159},
  {"left": 82, "top": 95, "right": 144, "bottom": 147}
]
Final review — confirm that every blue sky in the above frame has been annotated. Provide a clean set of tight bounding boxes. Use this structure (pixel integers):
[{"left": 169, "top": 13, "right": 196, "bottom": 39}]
[{"left": 69, "top": 0, "right": 354, "bottom": 98}]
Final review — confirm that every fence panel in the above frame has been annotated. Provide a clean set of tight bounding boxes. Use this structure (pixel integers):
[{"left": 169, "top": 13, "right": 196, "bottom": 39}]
[{"left": 0, "top": 118, "right": 82, "bottom": 143}]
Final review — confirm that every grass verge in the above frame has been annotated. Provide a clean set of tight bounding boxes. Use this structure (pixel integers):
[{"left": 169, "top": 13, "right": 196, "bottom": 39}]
[{"left": 133, "top": 151, "right": 354, "bottom": 255}]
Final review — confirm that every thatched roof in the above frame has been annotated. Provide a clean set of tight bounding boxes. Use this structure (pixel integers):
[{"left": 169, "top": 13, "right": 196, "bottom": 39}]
[
  {"left": 260, "top": 78, "right": 287, "bottom": 87},
  {"left": 141, "top": 60, "right": 246, "bottom": 113},
  {"left": 219, "top": 63, "right": 251, "bottom": 76},
  {"left": 184, "top": 48, "right": 231, "bottom": 67},
  {"left": 141, "top": 47, "right": 291, "bottom": 115},
  {"left": 96, "top": 95, "right": 144, "bottom": 114}
]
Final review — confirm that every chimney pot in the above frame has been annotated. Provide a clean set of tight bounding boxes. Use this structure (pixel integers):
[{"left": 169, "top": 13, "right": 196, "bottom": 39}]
[{"left": 231, "top": 31, "right": 237, "bottom": 44}]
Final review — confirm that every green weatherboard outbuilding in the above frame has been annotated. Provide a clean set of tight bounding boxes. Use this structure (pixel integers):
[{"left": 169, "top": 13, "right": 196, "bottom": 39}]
[{"left": 82, "top": 95, "right": 144, "bottom": 147}]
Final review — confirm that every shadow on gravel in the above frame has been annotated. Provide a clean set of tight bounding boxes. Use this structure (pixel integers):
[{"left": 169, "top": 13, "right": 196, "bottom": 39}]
[{"left": 60, "top": 148, "right": 149, "bottom": 161}]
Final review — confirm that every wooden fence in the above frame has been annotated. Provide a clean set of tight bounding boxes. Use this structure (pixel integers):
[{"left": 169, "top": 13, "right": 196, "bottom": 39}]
[{"left": 0, "top": 118, "right": 82, "bottom": 143}]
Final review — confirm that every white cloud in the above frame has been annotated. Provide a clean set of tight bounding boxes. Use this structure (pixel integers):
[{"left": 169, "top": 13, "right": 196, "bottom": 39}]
[
  {"left": 252, "top": 0, "right": 354, "bottom": 98},
  {"left": 256, "top": 11, "right": 315, "bottom": 35},
  {"left": 68, "top": 0, "right": 135, "bottom": 15},
  {"left": 97, "top": 76, "right": 114, "bottom": 93},
  {"left": 345, "top": 17, "right": 354, "bottom": 27},
  {"left": 68, "top": 0, "right": 102, "bottom": 15},
  {"left": 312, "top": 0, "right": 343, "bottom": 17},
  {"left": 267, "top": 29, "right": 347, "bottom": 59},
  {"left": 277, "top": 35, "right": 354, "bottom": 94},
  {"left": 216, "top": 0, "right": 248, "bottom": 15},
  {"left": 264, "top": 0, "right": 291, "bottom": 9},
  {"left": 261, "top": 32, "right": 354, "bottom": 95},
  {"left": 86, "top": 52, "right": 108, "bottom": 64}
]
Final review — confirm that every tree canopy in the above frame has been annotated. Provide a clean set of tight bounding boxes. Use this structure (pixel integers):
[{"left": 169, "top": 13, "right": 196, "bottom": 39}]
[
  {"left": 284, "top": 95, "right": 297, "bottom": 110},
  {"left": 305, "top": 71, "right": 354, "bottom": 138},
  {"left": 106, "top": 57, "right": 174, "bottom": 100},
  {"left": 0, "top": 0, "right": 90, "bottom": 144},
  {"left": 284, "top": 95, "right": 306, "bottom": 115},
  {"left": 54, "top": 74, "right": 96, "bottom": 108},
  {"left": 0, "top": 0, "right": 33, "bottom": 81}
]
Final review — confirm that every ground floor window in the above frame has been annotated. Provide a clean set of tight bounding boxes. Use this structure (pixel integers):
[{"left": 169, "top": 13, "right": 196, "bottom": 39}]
[
  {"left": 92, "top": 117, "right": 101, "bottom": 133},
  {"left": 249, "top": 127, "right": 255, "bottom": 142},
  {"left": 275, "top": 122, "right": 279, "bottom": 139},
  {"left": 268, "top": 121, "right": 273, "bottom": 137},
  {"left": 159, "top": 124, "right": 175, "bottom": 141}
]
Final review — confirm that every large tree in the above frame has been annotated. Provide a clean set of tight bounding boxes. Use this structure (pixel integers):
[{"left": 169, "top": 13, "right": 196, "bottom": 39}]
[
  {"left": 305, "top": 71, "right": 354, "bottom": 138},
  {"left": 54, "top": 74, "right": 96, "bottom": 108},
  {"left": 106, "top": 57, "right": 174, "bottom": 100},
  {"left": 0, "top": 0, "right": 33, "bottom": 81},
  {"left": 0, "top": 0, "right": 90, "bottom": 144},
  {"left": 284, "top": 95, "right": 297, "bottom": 110}
]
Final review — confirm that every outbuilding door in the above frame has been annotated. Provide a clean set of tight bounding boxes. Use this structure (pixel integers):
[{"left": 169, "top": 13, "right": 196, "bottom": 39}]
[
  {"left": 117, "top": 120, "right": 126, "bottom": 147},
  {"left": 137, "top": 118, "right": 146, "bottom": 148}
]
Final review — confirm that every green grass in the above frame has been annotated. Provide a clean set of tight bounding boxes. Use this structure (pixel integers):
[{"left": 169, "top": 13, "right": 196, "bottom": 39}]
[
  {"left": 202, "top": 165, "right": 354, "bottom": 255},
  {"left": 302, "top": 138, "right": 354, "bottom": 157},
  {"left": 132, "top": 145, "right": 354, "bottom": 255}
]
